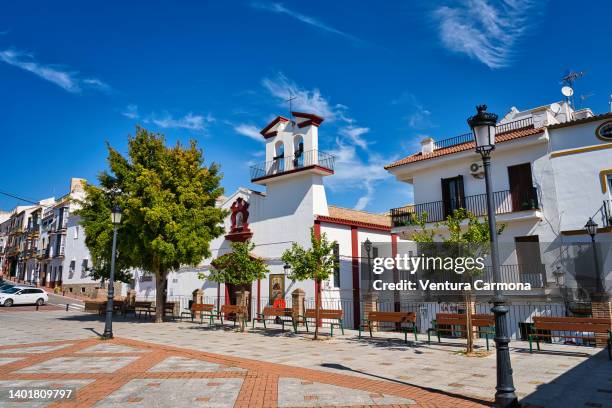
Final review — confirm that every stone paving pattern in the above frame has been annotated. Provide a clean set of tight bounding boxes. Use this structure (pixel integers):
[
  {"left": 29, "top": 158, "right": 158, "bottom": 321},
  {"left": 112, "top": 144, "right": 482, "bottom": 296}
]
[{"left": 1, "top": 309, "right": 611, "bottom": 407}]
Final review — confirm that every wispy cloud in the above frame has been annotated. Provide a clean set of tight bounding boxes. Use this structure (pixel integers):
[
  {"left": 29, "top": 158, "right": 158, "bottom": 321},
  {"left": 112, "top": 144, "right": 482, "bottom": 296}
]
[
  {"left": 262, "top": 72, "right": 341, "bottom": 121},
  {"left": 147, "top": 112, "right": 214, "bottom": 131},
  {"left": 433, "top": 0, "right": 540, "bottom": 69},
  {"left": 122, "top": 104, "right": 139, "bottom": 119},
  {"left": 234, "top": 123, "right": 263, "bottom": 142},
  {"left": 251, "top": 2, "right": 363, "bottom": 44},
  {"left": 0, "top": 48, "right": 110, "bottom": 93},
  {"left": 392, "top": 92, "right": 435, "bottom": 129}
]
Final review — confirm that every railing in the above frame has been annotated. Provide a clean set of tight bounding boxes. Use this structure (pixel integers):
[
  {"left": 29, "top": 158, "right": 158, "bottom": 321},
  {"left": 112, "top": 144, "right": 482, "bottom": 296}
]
[
  {"left": 250, "top": 149, "right": 335, "bottom": 181},
  {"left": 431, "top": 117, "right": 534, "bottom": 151},
  {"left": 602, "top": 199, "right": 612, "bottom": 228},
  {"left": 420, "top": 264, "right": 547, "bottom": 288},
  {"left": 391, "top": 187, "right": 539, "bottom": 227}
]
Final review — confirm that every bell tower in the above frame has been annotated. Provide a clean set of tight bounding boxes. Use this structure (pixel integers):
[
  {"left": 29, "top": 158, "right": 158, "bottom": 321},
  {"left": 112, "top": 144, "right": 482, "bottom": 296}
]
[{"left": 250, "top": 112, "right": 334, "bottom": 238}]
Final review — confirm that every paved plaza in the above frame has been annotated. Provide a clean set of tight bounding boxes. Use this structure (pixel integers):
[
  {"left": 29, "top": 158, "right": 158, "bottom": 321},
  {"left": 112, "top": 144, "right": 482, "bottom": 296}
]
[{"left": 0, "top": 308, "right": 611, "bottom": 407}]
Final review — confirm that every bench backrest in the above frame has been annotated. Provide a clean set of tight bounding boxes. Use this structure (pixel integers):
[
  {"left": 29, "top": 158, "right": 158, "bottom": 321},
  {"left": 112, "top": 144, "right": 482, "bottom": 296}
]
[
  {"left": 304, "top": 309, "right": 343, "bottom": 319},
  {"left": 164, "top": 302, "right": 176, "bottom": 310},
  {"left": 191, "top": 303, "right": 214, "bottom": 312},
  {"left": 533, "top": 316, "right": 611, "bottom": 333},
  {"left": 262, "top": 307, "right": 293, "bottom": 317},
  {"left": 435, "top": 313, "right": 495, "bottom": 327},
  {"left": 134, "top": 301, "right": 152, "bottom": 308},
  {"left": 221, "top": 305, "right": 246, "bottom": 315},
  {"left": 367, "top": 311, "right": 416, "bottom": 323}
]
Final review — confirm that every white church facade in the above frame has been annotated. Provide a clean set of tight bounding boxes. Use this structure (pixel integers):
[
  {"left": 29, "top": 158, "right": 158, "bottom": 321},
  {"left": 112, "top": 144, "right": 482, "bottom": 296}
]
[{"left": 133, "top": 112, "right": 399, "bottom": 329}]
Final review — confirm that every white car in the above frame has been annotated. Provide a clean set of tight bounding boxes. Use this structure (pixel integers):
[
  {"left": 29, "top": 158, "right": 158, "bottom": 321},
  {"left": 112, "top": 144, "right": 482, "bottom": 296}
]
[{"left": 0, "top": 287, "right": 48, "bottom": 307}]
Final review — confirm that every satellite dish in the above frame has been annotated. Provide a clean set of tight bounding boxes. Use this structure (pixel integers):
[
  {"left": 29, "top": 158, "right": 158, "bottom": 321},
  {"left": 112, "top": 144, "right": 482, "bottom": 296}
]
[
  {"left": 550, "top": 102, "right": 561, "bottom": 114},
  {"left": 561, "top": 86, "right": 574, "bottom": 97}
]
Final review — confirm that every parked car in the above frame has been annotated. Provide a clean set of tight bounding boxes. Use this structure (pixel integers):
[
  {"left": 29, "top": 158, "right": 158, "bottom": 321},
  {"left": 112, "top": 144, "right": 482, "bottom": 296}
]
[
  {"left": 0, "top": 287, "right": 48, "bottom": 307},
  {"left": 0, "top": 283, "right": 16, "bottom": 292}
]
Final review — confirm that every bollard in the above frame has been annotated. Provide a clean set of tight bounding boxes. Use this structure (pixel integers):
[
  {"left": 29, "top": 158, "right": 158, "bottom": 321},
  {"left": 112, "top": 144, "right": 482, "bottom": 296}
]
[
  {"left": 36, "top": 304, "right": 39, "bottom": 311},
  {"left": 66, "top": 303, "right": 69, "bottom": 311}
]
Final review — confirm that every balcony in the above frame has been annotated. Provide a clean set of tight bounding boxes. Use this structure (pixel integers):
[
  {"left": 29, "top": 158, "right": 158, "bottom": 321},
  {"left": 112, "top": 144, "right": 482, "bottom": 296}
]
[
  {"left": 391, "top": 187, "right": 539, "bottom": 227},
  {"left": 431, "top": 117, "right": 534, "bottom": 151},
  {"left": 250, "top": 149, "right": 335, "bottom": 183}
]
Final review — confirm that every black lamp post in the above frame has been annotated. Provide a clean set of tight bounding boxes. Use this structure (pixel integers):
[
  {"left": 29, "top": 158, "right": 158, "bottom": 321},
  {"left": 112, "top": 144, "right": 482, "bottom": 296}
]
[
  {"left": 468, "top": 105, "right": 518, "bottom": 408},
  {"left": 585, "top": 218, "right": 606, "bottom": 296},
  {"left": 364, "top": 238, "right": 373, "bottom": 284},
  {"left": 102, "top": 205, "right": 122, "bottom": 340}
]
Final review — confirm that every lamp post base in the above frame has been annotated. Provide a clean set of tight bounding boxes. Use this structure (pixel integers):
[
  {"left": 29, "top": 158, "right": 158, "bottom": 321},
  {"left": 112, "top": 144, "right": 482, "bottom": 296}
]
[
  {"left": 491, "top": 300, "right": 519, "bottom": 408},
  {"left": 101, "top": 332, "right": 113, "bottom": 340}
]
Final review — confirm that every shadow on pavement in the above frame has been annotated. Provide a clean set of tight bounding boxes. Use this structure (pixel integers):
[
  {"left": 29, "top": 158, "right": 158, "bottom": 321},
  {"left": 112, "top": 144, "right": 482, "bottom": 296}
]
[{"left": 320, "top": 362, "right": 493, "bottom": 407}]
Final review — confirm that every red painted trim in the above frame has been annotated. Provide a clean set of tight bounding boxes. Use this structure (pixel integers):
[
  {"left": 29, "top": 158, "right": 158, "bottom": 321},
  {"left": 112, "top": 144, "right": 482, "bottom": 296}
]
[
  {"left": 316, "top": 216, "right": 391, "bottom": 232},
  {"left": 297, "top": 119, "right": 322, "bottom": 128},
  {"left": 313, "top": 220, "right": 322, "bottom": 327},
  {"left": 351, "top": 226, "right": 361, "bottom": 329},
  {"left": 292, "top": 111, "right": 324, "bottom": 127},
  {"left": 251, "top": 165, "right": 333, "bottom": 183},
  {"left": 391, "top": 233, "right": 400, "bottom": 312},
  {"left": 225, "top": 284, "right": 230, "bottom": 305},
  {"left": 257, "top": 278, "right": 261, "bottom": 319},
  {"left": 263, "top": 131, "right": 278, "bottom": 139},
  {"left": 260, "top": 116, "right": 289, "bottom": 137}
]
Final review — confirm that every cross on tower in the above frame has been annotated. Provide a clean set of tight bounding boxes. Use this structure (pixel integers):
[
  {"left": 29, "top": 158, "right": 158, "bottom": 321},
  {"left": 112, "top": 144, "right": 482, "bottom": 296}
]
[{"left": 285, "top": 89, "right": 297, "bottom": 121}]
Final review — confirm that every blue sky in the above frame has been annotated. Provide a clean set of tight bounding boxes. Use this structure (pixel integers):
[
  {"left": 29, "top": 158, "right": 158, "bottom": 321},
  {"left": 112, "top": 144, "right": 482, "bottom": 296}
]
[{"left": 1, "top": 1, "right": 611, "bottom": 213}]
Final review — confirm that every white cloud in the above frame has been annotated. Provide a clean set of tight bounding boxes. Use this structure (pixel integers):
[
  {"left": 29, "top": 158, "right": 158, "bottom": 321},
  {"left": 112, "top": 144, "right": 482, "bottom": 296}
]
[
  {"left": 262, "top": 72, "right": 344, "bottom": 121},
  {"left": 251, "top": 2, "right": 363, "bottom": 44},
  {"left": 434, "top": 0, "right": 539, "bottom": 69},
  {"left": 392, "top": 92, "right": 435, "bottom": 129},
  {"left": 0, "top": 48, "right": 110, "bottom": 93},
  {"left": 234, "top": 124, "right": 263, "bottom": 142},
  {"left": 148, "top": 112, "right": 213, "bottom": 131},
  {"left": 339, "top": 126, "right": 370, "bottom": 149},
  {"left": 122, "top": 104, "right": 139, "bottom": 119}
]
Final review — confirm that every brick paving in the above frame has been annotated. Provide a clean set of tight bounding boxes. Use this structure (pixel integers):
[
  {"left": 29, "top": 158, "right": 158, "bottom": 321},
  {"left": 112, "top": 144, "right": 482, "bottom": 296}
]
[{"left": 0, "top": 338, "right": 491, "bottom": 407}]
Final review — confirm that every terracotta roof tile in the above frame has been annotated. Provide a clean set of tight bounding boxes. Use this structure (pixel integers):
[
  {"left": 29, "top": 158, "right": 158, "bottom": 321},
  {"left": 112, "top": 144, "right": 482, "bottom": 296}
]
[
  {"left": 385, "top": 126, "right": 543, "bottom": 169},
  {"left": 318, "top": 206, "right": 391, "bottom": 230}
]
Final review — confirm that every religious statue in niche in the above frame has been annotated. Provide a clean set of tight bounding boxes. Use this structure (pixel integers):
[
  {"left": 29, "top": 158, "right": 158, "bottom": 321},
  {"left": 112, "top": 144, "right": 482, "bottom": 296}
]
[{"left": 229, "top": 197, "right": 250, "bottom": 233}]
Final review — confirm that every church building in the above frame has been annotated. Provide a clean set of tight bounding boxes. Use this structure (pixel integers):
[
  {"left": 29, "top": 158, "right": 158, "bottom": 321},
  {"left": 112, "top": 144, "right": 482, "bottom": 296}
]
[{"left": 133, "top": 112, "right": 399, "bottom": 328}]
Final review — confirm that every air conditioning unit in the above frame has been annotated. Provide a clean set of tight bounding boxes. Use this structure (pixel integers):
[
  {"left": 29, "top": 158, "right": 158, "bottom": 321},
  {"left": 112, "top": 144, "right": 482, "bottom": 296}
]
[{"left": 469, "top": 162, "right": 484, "bottom": 178}]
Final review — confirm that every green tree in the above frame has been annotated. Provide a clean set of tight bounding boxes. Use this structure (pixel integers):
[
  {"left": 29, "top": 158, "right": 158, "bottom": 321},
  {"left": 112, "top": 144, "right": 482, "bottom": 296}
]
[
  {"left": 77, "top": 127, "right": 227, "bottom": 322},
  {"left": 411, "top": 208, "right": 504, "bottom": 353},
  {"left": 281, "top": 228, "right": 337, "bottom": 340},
  {"left": 202, "top": 240, "right": 268, "bottom": 331}
]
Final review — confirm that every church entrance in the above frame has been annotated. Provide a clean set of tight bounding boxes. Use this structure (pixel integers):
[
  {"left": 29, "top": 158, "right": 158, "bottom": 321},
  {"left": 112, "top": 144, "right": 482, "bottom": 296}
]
[{"left": 226, "top": 282, "right": 252, "bottom": 320}]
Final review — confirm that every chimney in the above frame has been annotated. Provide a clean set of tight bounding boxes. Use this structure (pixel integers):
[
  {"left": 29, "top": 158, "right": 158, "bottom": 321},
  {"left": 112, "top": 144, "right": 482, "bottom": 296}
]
[
  {"left": 420, "top": 137, "right": 435, "bottom": 154},
  {"left": 70, "top": 178, "right": 86, "bottom": 193},
  {"left": 574, "top": 108, "right": 594, "bottom": 120}
]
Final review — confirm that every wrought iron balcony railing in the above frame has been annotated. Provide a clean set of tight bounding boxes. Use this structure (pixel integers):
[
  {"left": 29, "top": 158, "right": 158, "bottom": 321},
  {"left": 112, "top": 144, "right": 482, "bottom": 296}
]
[
  {"left": 431, "top": 117, "right": 534, "bottom": 151},
  {"left": 391, "top": 187, "right": 539, "bottom": 227},
  {"left": 410, "top": 263, "right": 547, "bottom": 288},
  {"left": 250, "top": 149, "right": 335, "bottom": 181}
]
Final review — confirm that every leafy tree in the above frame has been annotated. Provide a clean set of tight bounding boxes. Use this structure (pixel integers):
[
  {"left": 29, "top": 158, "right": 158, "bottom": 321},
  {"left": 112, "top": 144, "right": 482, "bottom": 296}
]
[
  {"left": 281, "top": 228, "right": 337, "bottom": 339},
  {"left": 411, "top": 208, "right": 505, "bottom": 353},
  {"left": 202, "top": 240, "right": 268, "bottom": 331},
  {"left": 77, "top": 127, "right": 227, "bottom": 322}
]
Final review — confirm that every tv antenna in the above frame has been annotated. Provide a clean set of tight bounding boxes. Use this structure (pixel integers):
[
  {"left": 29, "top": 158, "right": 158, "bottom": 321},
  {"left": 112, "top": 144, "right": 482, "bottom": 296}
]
[{"left": 560, "top": 70, "right": 584, "bottom": 108}]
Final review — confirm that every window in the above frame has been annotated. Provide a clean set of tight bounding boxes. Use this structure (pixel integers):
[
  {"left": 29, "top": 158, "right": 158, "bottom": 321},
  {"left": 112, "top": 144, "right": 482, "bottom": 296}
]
[
  {"left": 441, "top": 176, "right": 465, "bottom": 218},
  {"left": 81, "top": 259, "right": 88, "bottom": 278},
  {"left": 332, "top": 243, "right": 340, "bottom": 288},
  {"left": 74, "top": 226, "right": 79, "bottom": 239}
]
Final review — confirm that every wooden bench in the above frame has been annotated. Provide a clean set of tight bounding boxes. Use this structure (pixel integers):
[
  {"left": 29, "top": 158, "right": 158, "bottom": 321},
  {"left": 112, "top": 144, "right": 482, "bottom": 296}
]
[
  {"left": 219, "top": 304, "right": 247, "bottom": 327},
  {"left": 180, "top": 303, "right": 216, "bottom": 324},
  {"left": 359, "top": 311, "right": 417, "bottom": 344},
  {"left": 428, "top": 313, "right": 495, "bottom": 350},
  {"left": 253, "top": 307, "right": 296, "bottom": 332},
  {"left": 529, "top": 316, "right": 611, "bottom": 360},
  {"left": 132, "top": 301, "right": 153, "bottom": 319},
  {"left": 300, "top": 309, "right": 344, "bottom": 336}
]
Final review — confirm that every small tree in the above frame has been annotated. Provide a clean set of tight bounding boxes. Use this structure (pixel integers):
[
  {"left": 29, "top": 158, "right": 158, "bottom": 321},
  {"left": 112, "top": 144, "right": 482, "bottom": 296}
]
[
  {"left": 412, "top": 208, "right": 504, "bottom": 353},
  {"left": 281, "top": 228, "right": 337, "bottom": 340},
  {"left": 202, "top": 240, "right": 268, "bottom": 331},
  {"left": 78, "top": 127, "right": 227, "bottom": 322}
]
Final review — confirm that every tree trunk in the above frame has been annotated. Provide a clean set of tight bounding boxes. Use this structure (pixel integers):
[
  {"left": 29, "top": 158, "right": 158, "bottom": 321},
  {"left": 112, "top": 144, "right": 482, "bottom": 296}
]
[
  {"left": 155, "top": 272, "right": 166, "bottom": 323},
  {"left": 315, "top": 279, "right": 321, "bottom": 340},
  {"left": 464, "top": 290, "right": 474, "bottom": 353}
]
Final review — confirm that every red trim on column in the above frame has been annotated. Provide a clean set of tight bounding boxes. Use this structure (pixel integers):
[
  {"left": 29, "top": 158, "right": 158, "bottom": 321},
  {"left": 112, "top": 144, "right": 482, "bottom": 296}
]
[
  {"left": 257, "top": 278, "right": 261, "bottom": 320},
  {"left": 351, "top": 226, "right": 361, "bottom": 329},
  {"left": 391, "top": 233, "right": 400, "bottom": 313},
  {"left": 225, "top": 284, "right": 230, "bottom": 305},
  {"left": 313, "top": 220, "right": 322, "bottom": 327}
]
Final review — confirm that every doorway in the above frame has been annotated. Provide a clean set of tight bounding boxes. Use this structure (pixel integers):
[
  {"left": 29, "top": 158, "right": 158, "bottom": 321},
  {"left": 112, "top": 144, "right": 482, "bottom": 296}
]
[
  {"left": 514, "top": 235, "right": 544, "bottom": 285},
  {"left": 441, "top": 175, "right": 465, "bottom": 218},
  {"left": 226, "top": 282, "right": 252, "bottom": 319}
]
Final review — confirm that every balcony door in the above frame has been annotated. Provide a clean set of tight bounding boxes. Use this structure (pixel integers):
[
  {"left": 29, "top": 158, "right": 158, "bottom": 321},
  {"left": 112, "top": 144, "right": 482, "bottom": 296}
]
[
  {"left": 514, "top": 235, "right": 544, "bottom": 286},
  {"left": 441, "top": 175, "right": 465, "bottom": 219},
  {"left": 508, "top": 163, "right": 533, "bottom": 211}
]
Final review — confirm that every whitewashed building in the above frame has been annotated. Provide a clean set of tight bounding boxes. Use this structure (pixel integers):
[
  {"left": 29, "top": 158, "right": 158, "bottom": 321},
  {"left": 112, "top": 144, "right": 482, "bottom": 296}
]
[
  {"left": 135, "top": 112, "right": 400, "bottom": 328},
  {"left": 386, "top": 101, "right": 612, "bottom": 306}
]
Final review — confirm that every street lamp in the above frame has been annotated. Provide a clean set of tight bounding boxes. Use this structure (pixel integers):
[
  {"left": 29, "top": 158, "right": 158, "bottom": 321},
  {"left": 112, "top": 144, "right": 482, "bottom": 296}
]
[
  {"left": 468, "top": 105, "right": 518, "bottom": 408},
  {"left": 585, "top": 218, "right": 606, "bottom": 296},
  {"left": 364, "top": 239, "right": 373, "bottom": 291},
  {"left": 102, "top": 204, "right": 122, "bottom": 340}
]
